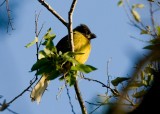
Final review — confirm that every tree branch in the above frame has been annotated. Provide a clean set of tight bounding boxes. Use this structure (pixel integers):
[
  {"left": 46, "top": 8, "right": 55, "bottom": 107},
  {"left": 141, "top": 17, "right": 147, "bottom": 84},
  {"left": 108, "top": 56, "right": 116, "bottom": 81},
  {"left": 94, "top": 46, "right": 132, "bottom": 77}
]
[
  {"left": 67, "top": 0, "right": 88, "bottom": 114},
  {"left": 37, "top": 0, "right": 68, "bottom": 27}
]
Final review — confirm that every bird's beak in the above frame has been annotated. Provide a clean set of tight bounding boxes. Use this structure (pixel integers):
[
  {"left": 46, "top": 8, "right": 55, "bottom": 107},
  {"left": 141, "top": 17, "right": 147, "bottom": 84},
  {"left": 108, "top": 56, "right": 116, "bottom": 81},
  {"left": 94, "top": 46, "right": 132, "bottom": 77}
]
[{"left": 90, "top": 33, "right": 96, "bottom": 39}]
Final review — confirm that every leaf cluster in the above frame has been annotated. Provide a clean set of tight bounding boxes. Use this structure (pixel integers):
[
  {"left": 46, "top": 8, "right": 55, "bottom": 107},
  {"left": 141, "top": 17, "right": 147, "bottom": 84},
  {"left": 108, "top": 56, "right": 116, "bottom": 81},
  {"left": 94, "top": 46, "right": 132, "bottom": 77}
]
[{"left": 26, "top": 28, "right": 97, "bottom": 86}]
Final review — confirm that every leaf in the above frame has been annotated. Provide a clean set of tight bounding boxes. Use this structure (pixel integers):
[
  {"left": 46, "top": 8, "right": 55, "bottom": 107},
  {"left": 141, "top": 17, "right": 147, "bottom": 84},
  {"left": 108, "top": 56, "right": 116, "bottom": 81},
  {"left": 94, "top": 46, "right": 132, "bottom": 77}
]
[
  {"left": 71, "top": 64, "right": 97, "bottom": 73},
  {"left": 35, "top": 65, "right": 53, "bottom": 75},
  {"left": 25, "top": 37, "right": 38, "bottom": 48},
  {"left": 46, "top": 70, "right": 61, "bottom": 80},
  {"left": 148, "top": 0, "right": 154, "bottom": 2},
  {"left": 156, "top": 26, "right": 160, "bottom": 36},
  {"left": 132, "top": 90, "right": 147, "bottom": 98},
  {"left": 111, "top": 77, "right": 130, "bottom": 86},
  {"left": 128, "top": 81, "right": 145, "bottom": 89},
  {"left": 31, "top": 58, "right": 50, "bottom": 71},
  {"left": 132, "top": 4, "right": 144, "bottom": 9},
  {"left": 131, "top": 9, "right": 141, "bottom": 22},
  {"left": 62, "top": 52, "right": 79, "bottom": 65},
  {"left": 117, "top": 0, "right": 123, "bottom": 7},
  {"left": 143, "top": 44, "right": 160, "bottom": 50},
  {"left": 140, "top": 29, "right": 149, "bottom": 34},
  {"left": 65, "top": 72, "right": 77, "bottom": 86},
  {"left": 43, "top": 28, "right": 56, "bottom": 40},
  {"left": 38, "top": 50, "right": 47, "bottom": 59},
  {"left": 45, "top": 39, "right": 55, "bottom": 49}
]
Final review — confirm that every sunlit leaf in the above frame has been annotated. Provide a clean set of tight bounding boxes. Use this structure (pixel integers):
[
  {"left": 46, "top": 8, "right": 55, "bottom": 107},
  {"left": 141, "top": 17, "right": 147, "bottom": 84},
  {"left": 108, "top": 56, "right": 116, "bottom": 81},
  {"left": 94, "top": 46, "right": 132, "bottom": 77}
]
[
  {"left": 38, "top": 50, "right": 47, "bottom": 59},
  {"left": 25, "top": 37, "right": 38, "bottom": 48},
  {"left": 111, "top": 77, "right": 130, "bottom": 86},
  {"left": 131, "top": 9, "right": 141, "bottom": 22},
  {"left": 156, "top": 26, "right": 160, "bottom": 36},
  {"left": 43, "top": 28, "right": 56, "bottom": 40},
  {"left": 71, "top": 64, "right": 97, "bottom": 73},
  {"left": 132, "top": 4, "right": 144, "bottom": 9}
]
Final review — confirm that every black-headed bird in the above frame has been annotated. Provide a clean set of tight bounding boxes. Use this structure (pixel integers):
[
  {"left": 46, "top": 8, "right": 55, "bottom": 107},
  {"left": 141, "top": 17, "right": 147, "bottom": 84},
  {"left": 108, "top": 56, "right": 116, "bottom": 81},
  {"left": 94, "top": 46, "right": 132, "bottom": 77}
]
[{"left": 30, "top": 24, "right": 96, "bottom": 103}]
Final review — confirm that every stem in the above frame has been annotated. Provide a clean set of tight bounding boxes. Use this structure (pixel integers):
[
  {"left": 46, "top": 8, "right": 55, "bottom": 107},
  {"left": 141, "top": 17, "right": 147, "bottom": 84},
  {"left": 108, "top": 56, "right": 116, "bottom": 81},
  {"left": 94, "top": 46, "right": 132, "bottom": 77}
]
[
  {"left": 74, "top": 81, "right": 88, "bottom": 114},
  {"left": 37, "top": 0, "right": 68, "bottom": 27},
  {"left": 68, "top": 0, "right": 87, "bottom": 114}
]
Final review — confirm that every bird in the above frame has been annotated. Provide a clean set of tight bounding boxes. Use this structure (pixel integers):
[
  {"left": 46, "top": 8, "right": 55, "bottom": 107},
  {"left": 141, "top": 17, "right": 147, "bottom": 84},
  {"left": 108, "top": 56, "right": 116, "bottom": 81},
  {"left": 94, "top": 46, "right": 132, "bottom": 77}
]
[{"left": 30, "top": 24, "right": 96, "bottom": 104}]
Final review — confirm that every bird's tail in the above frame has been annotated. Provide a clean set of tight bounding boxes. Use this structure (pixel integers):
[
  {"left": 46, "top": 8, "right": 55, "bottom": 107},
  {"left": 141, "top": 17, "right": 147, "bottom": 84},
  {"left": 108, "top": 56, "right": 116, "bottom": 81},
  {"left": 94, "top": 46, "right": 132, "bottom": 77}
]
[{"left": 30, "top": 75, "right": 50, "bottom": 104}]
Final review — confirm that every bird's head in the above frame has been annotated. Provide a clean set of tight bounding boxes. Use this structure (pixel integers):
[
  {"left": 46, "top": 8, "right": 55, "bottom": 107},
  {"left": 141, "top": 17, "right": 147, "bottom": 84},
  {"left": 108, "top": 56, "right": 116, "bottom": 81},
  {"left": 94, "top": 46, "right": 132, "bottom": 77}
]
[{"left": 73, "top": 24, "right": 96, "bottom": 40}]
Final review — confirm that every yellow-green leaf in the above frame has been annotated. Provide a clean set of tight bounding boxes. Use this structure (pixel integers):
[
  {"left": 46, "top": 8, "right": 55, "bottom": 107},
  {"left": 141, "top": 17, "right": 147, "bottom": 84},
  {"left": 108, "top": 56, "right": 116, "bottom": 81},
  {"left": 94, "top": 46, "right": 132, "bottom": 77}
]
[
  {"left": 25, "top": 37, "right": 38, "bottom": 48},
  {"left": 131, "top": 9, "right": 141, "bottom": 22},
  {"left": 132, "top": 4, "right": 144, "bottom": 9}
]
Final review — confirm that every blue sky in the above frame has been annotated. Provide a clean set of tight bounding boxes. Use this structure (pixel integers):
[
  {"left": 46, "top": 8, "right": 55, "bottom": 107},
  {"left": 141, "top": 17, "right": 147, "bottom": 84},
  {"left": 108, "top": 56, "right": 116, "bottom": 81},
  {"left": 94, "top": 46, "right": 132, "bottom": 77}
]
[{"left": 0, "top": 0, "right": 148, "bottom": 114}]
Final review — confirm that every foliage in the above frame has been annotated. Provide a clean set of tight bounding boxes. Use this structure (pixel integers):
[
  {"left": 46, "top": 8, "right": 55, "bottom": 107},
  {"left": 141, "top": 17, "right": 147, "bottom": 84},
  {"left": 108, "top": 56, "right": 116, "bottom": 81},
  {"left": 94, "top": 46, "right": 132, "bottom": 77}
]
[{"left": 26, "top": 28, "right": 97, "bottom": 86}]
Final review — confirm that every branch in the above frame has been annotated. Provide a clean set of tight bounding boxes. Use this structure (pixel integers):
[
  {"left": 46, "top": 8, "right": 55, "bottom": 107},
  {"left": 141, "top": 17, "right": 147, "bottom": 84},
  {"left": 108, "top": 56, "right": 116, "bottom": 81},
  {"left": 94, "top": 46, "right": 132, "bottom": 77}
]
[
  {"left": 7, "top": 77, "right": 38, "bottom": 105},
  {"left": 67, "top": 0, "right": 88, "bottom": 114},
  {"left": 149, "top": 2, "right": 156, "bottom": 34},
  {"left": 0, "top": 0, "right": 6, "bottom": 7},
  {"left": 65, "top": 82, "right": 76, "bottom": 114},
  {"left": 37, "top": 0, "right": 68, "bottom": 27},
  {"left": 111, "top": 50, "right": 157, "bottom": 114},
  {"left": 5, "top": 0, "right": 14, "bottom": 32}
]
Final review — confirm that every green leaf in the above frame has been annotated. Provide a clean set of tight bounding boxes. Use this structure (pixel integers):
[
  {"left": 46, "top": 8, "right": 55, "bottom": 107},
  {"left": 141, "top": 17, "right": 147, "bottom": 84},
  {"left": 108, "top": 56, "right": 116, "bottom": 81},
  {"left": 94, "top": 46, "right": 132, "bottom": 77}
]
[
  {"left": 62, "top": 52, "right": 79, "bottom": 65},
  {"left": 38, "top": 50, "right": 47, "bottom": 59},
  {"left": 65, "top": 72, "right": 77, "bottom": 86},
  {"left": 156, "top": 26, "right": 160, "bottom": 36},
  {"left": 71, "top": 64, "right": 97, "bottom": 73},
  {"left": 43, "top": 28, "right": 56, "bottom": 40},
  {"left": 45, "top": 39, "right": 54, "bottom": 49},
  {"left": 46, "top": 70, "right": 61, "bottom": 80},
  {"left": 25, "top": 37, "right": 38, "bottom": 48},
  {"left": 132, "top": 4, "right": 144, "bottom": 9},
  {"left": 131, "top": 9, "right": 141, "bottom": 22},
  {"left": 31, "top": 58, "right": 50, "bottom": 71},
  {"left": 35, "top": 65, "right": 53, "bottom": 75},
  {"left": 117, "top": 0, "right": 123, "bottom": 7},
  {"left": 143, "top": 44, "right": 160, "bottom": 50},
  {"left": 140, "top": 29, "right": 149, "bottom": 34},
  {"left": 111, "top": 77, "right": 130, "bottom": 86},
  {"left": 132, "top": 90, "right": 147, "bottom": 98}
]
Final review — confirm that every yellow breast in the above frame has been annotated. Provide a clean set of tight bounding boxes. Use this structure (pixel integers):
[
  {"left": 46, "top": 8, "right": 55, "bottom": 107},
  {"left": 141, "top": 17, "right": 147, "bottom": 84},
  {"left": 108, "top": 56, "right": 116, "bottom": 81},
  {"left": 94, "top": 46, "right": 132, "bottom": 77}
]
[{"left": 73, "top": 31, "right": 91, "bottom": 64}]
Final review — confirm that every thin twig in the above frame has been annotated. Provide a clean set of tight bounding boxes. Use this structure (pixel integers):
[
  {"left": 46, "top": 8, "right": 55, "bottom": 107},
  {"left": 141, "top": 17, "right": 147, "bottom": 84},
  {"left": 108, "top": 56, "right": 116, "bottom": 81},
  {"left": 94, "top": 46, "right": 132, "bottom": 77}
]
[
  {"left": 0, "top": 102, "right": 18, "bottom": 114},
  {"left": 7, "top": 77, "right": 38, "bottom": 105},
  {"left": 37, "top": 0, "right": 68, "bottom": 27},
  {"left": 83, "top": 77, "right": 113, "bottom": 91},
  {"left": 6, "top": 0, "right": 14, "bottom": 32},
  {"left": 149, "top": 2, "right": 156, "bottom": 34},
  {"left": 106, "top": 58, "right": 112, "bottom": 94},
  {"left": 0, "top": 0, "right": 6, "bottom": 6},
  {"left": 111, "top": 50, "right": 157, "bottom": 114},
  {"left": 65, "top": 82, "right": 76, "bottom": 114}
]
